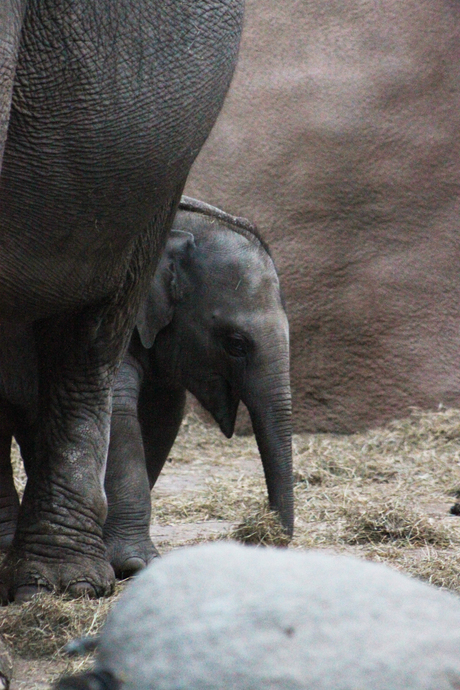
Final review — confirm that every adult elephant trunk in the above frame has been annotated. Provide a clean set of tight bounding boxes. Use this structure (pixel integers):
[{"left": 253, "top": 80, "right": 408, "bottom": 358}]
[{"left": 241, "top": 359, "right": 294, "bottom": 538}]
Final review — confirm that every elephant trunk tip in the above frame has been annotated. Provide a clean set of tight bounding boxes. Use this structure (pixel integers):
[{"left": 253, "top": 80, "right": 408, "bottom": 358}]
[
  {"left": 267, "top": 478, "right": 294, "bottom": 540},
  {"left": 277, "top": 509, "right": 294, "bottom": 541}
]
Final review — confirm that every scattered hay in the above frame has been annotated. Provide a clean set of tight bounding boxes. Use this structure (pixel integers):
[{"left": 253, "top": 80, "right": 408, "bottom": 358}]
[
  {"left": 293, "top": 407, "right": 460, "bottom": 493},
  {"left": 149, "top": 407, "right": 460, "bottom": 562},
  {"left": 386, "top": 407, "right": 460, "bottom": 448},
  {"left": 152, "top": 474, "right": 266, "bottom": 525},
  {"left": 7, "top": 406, "right": 460, "bottom": 688},
  {"left": 340, "top": 500, "right": 453, "bottom": 547},
  {"left": 0, "top": 586, "right": 123, "bottom": 660},
  {"left": 227, "top": 506, "right": 292, "bottom": 547},
  {"left": 403, "top": 551, "right": 460, "bottom": 593}
]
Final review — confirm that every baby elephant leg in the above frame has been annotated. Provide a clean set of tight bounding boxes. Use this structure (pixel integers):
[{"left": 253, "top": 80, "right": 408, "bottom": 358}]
[{"left": 104, "top": 358, "right": 157, "bottom": 579}]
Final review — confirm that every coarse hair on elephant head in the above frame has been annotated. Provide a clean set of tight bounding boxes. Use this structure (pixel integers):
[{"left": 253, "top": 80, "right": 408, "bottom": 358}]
[{"left": 135, "top": 198, "right": 294, "bottom": 536}]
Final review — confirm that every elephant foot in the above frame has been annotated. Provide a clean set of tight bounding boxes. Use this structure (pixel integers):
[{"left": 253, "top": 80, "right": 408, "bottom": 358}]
[
  {"left": 104, "top": 533, "right": 159, "bottom": 579},
  {"left": 0, "top": 551, "right": 114, "bottom": 604}
]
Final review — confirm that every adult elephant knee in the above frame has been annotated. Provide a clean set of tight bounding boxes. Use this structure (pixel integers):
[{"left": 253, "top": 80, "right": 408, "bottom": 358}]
[{"left": 0, "top": 1, "right": 243, "bottom": 602}]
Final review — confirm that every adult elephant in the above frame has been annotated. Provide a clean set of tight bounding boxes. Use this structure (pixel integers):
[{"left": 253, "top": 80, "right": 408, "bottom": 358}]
[
  {"left": 0, "top": 0, "right": 243, "bottom": 602},
  {"left": 186, "top": 0, "right": 460, "bottom": 433}
]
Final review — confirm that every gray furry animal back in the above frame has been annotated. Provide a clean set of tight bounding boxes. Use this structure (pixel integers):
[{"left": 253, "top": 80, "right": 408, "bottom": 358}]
[{"left": 58, "top": 543, "right": 460, "bottom": 689}]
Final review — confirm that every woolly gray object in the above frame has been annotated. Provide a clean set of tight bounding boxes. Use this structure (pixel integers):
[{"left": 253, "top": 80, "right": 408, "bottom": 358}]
[{"left": 61, "top": 543, "right": 460, "bottom": 689}]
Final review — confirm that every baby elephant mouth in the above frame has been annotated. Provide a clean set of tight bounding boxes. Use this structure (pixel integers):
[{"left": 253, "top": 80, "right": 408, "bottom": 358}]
[
  {"left": 216, "top": 400, "right": 239, "bottom": 438},
  {"left": 189, "top": 375, "right": 240, "bottom": 439}
]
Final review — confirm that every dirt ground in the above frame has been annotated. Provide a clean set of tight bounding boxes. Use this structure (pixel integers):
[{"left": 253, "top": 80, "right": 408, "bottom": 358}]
[{"left": 3, "top": 407, "right": 460, "bottom": 688}]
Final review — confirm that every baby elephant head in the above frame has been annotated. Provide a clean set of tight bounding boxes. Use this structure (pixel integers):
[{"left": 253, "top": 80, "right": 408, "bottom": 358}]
[{"left": 136, "top": 197, "right": 293, "bottom": 536}]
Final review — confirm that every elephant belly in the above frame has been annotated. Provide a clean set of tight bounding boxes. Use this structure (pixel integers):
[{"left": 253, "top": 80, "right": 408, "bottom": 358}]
[{"left": 0, "top": 0, "right": 243, "bottom": 320}]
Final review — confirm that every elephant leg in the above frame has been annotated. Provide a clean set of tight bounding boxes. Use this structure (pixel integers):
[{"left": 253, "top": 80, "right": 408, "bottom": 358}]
[
  {"left": 104, "top": 358, "right": 157, "bottom": 579},
  {"left": 0, "top": 408, "right": 19, "bottom": 550},
  {"left": 138, "top": 379, "right": 186, "bottom": 489},
  {"left": 0, "top": 309, "right": 120, "bottom": 602},
  {"left": 0, "top": 0, "right": 29, "bottom": 549}
]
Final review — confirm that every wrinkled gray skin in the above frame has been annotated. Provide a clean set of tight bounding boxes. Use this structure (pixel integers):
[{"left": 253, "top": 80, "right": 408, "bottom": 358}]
[
  {"left": 56, "top": 543, "right": 460, "bottom": 690},
  {"left": 0, "top": 0, "right": 243, "bottom": 602},
  {"left": 103, "top": 198, "right": 293, "bottom": 576}
]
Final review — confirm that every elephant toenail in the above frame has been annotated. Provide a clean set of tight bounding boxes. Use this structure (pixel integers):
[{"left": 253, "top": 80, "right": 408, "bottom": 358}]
[
  {"left": 14, "top": 585, "right": 49, "bottom": 604},
  {"left": 117, "top": 557, "right": 147, "bottom": 580},
  {"left": 67, "top": 582, "right": 97, "bottom": 599}
]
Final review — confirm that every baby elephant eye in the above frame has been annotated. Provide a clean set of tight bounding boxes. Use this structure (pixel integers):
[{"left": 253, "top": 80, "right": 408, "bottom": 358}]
[{"left": 223, "top": 333, "right": 249, "bottom": 358}]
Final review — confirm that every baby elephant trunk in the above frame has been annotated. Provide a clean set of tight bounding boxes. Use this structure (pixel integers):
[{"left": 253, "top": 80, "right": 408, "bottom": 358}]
[{"left": 242, "top": 362, "right": 294, "bottom": 537}]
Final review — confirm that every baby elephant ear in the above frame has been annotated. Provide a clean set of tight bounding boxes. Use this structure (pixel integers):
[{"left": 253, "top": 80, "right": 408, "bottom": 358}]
[
  {"left": 136, "top": 258, "right": 174, "bottom": 350},
  {"left": 136, "top": 231, "right": 196, "bottom": 349}
]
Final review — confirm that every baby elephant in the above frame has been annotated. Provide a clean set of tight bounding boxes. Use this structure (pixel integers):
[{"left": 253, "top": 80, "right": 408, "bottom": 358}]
[
  {"left": 56, "top": 543, "right": 460, "bottom": 690},
  {"left": 103, "top": 198, "right": 293, "bottom": 577}
]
